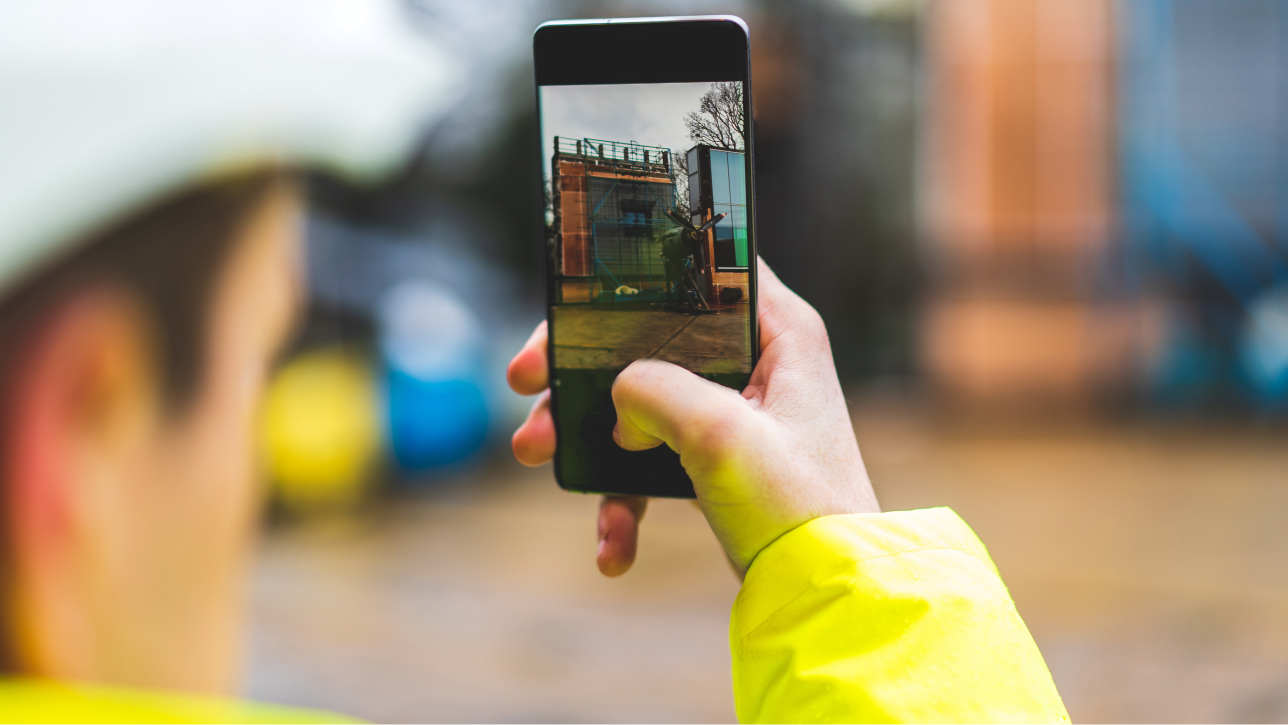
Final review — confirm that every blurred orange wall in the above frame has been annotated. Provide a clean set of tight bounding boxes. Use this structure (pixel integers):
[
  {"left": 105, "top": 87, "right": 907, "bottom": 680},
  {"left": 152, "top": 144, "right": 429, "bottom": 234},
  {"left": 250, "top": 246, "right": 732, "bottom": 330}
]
[{"left": 919, "top": 0, "right": 1134, "bottom": 411}]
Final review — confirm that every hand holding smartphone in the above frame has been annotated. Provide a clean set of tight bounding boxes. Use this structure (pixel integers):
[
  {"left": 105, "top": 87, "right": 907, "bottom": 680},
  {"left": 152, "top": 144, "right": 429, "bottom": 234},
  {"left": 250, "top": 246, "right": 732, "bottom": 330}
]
[
  {"left": 533, "top": 16, "right": 759, "bottom": 498},
  {"left": 509, "top": 262, "right": 881, "bottom": 574}
]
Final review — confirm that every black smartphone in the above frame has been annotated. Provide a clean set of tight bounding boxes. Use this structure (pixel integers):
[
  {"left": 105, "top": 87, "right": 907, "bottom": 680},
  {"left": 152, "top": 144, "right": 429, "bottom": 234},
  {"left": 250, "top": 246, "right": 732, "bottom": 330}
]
[{"left": 533, "top": 16, "right": 758, "bottom": 499}]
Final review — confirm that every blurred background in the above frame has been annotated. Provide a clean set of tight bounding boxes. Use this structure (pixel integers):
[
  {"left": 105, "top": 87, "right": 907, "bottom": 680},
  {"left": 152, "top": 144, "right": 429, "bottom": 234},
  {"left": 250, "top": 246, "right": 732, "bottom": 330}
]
[{"left": 251, "top": 0, "right": 1288, "bottom": 721}]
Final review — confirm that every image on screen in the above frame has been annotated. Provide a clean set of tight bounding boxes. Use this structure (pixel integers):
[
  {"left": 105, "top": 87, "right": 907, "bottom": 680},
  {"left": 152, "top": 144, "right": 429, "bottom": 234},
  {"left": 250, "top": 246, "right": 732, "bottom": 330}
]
[{"left": 539, "top": 81, "right": 753, "bottom": 490}]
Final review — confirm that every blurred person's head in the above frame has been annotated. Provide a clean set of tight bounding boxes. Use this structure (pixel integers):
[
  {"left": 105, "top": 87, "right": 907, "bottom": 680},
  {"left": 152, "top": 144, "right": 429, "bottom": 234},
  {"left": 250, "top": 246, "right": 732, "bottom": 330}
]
[
  {"left": 0, "top": 170, "right": 303, "bottom": 693},
  {"left": 0, "top": 0, "right": 457, "bottom": 697}
]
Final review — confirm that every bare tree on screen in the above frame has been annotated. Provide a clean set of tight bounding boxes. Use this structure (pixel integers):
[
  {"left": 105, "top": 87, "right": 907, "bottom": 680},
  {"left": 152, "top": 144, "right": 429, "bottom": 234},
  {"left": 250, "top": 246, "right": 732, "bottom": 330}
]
[
  {"left": 669, "top": 148, "right": 691, "bottom": 217},
  {"left": 684, "top": 82, "right": 745, "bottom": 150}
]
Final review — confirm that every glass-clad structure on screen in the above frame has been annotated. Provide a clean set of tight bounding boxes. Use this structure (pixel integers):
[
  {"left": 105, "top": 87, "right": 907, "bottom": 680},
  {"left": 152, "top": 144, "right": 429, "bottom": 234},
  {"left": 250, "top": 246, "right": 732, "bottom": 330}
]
[
  {"left": 587, "top": 176, "right": 675, "bottom": 286},
  {"left": 550, "top": 136, "right": 680, "bottom": 303},
  {"left": 688, "top": 145, "right": 749, "bottom": 270}
]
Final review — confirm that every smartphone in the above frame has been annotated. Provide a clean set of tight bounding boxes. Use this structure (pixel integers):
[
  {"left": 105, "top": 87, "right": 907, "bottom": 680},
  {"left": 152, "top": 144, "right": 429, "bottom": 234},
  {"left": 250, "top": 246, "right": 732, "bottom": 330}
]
[{"left": 533, "top": 16, "right": 758, "bottom": 498}]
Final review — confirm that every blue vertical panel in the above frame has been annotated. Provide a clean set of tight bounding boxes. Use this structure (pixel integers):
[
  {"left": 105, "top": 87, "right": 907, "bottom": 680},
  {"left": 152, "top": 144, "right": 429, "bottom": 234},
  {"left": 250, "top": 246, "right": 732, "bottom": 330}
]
[
  {"left": 1121, "top": 0, "right": 1288, "bottom": 301},
  {"left": 728, "top": 152, "right": 747, "bottom": 264},
  {"left": 706, "top": 149, "right": 748, "bottom": 269},
  {"left": 1119, "top": 0, "right": 1288, "bottom": 407},
  {"left": 711, "top": 151, "right": 731, "bottom": 206},
  {"left": 732, "top": 204, "right": 748, "bottom": 266},
  {"left": 729, "top": 152, "right": 746, "bottom": 206}
]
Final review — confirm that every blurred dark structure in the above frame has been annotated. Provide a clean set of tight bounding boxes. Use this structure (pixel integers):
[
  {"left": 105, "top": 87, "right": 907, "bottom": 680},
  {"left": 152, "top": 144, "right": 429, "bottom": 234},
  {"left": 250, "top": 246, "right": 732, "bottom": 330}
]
[
  {"left": 1120, "top": 0, "right": 1288, "bottom": 410},
  {"left": 752, "top": 1, "right": 921, "bottom": 382}
]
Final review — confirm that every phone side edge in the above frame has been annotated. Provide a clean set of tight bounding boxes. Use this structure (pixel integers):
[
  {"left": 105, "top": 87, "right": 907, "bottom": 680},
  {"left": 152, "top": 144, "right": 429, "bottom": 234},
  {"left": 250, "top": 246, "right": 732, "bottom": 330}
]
[{"left": 530, "top": 40, "right": 572, "bottom": 493}]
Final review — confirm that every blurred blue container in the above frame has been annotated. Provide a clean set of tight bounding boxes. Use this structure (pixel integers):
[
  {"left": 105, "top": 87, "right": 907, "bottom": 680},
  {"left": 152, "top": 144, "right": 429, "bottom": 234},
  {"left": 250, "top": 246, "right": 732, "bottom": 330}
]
[
  {"left": 379, "top": 281, "right": 490, "bottom": 473},
  {"left": 1240, "top": 284, "right": 1288, "bottom": 406},
  {"left": 385, "top": 369, "right": 489, "bottom": 470}
]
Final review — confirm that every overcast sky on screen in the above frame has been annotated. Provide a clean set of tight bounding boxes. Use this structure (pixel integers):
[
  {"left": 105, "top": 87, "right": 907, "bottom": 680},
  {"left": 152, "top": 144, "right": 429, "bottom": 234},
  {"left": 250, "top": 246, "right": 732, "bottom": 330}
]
[{"left": 538, "top": 81, "right": 730, "bottom": 182}]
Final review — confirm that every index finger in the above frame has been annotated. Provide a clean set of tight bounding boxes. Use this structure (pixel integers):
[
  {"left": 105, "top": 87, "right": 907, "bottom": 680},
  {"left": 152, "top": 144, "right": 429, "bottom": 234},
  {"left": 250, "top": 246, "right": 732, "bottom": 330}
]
[
  {"left": 754, "top": 257, "right": 828, "bottom": 356},
  {"left": 507, "top": 320, "right": 548, "bottom": 395}
]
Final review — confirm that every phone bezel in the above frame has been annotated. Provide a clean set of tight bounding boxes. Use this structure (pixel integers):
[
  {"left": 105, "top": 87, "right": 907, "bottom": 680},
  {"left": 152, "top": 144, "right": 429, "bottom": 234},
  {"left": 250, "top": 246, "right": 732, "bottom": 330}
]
[{"left": 533, "top": 16, "right": 759, "bottom": 498}]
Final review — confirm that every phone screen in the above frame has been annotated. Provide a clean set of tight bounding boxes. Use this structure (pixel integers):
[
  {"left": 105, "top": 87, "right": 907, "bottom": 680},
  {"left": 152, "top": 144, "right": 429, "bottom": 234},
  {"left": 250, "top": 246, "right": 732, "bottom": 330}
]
[{"left": 535, "top": 18, "right": 756, "bottom": 498}]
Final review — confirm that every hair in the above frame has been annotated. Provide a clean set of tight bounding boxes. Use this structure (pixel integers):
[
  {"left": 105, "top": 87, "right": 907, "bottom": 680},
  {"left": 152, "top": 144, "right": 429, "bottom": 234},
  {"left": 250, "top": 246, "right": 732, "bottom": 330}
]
[{"left": 0, "top": 170, "right": 289, "bottom": 413}]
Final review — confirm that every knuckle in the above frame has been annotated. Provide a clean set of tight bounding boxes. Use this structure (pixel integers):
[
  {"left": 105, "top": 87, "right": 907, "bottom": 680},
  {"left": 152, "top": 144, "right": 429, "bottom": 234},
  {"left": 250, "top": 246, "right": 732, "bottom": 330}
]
[
  {"left": 610, "top": 360, "right": 646, "bottom": 403},
  {"left": 799, "top": 301, "right": 828, "bottom": 339},
  {"left": 683, "top": 406, "right": 749, "bottom": 462},
  {"left": 787, "top": 303, "right": 833, "bottom": 360},
  {"left": 612, "top": 358, "right": 662, "bottom": 404}
]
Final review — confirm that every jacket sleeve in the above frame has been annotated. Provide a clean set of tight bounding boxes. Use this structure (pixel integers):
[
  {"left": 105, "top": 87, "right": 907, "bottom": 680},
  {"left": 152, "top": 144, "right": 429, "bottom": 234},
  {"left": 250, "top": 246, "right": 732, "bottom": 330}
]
[{"left": 730, "top": 507, "right": 1069, "bottom": 723}]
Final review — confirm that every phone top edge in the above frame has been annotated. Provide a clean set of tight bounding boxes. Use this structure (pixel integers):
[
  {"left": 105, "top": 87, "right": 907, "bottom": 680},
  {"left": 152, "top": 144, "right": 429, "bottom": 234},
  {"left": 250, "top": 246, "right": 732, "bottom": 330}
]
[
  {"left": 561, "top": 486, "right": 698, "bottom": 500},
  {"left": 533, "top": 16, "right": 749, "bottom": 85},
  {"left": 536, "top": 15, "right": 748, "bottom": 34}
]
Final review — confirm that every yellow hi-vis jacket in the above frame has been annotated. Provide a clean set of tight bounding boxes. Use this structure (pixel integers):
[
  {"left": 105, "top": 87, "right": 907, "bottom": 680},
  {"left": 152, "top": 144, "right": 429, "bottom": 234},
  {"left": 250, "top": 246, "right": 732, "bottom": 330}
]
[
  {"left": 733, "top": 507, "right": 1068, "bottom": 723},
  {"left": 0, "top": 507, "right": 1066, "bottom": 724}
]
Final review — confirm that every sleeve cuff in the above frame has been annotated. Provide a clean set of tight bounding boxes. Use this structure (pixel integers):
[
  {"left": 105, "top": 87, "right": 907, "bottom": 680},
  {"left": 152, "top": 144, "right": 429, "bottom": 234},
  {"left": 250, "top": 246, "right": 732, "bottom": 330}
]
[{"left": 736, "top": 507, "right": 998, "bottom": 635}]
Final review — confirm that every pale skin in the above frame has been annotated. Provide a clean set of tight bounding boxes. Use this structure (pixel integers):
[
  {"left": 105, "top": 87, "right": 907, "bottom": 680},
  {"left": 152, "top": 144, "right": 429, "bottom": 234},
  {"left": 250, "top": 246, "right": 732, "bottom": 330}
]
[
  {"left": 1, "top": 179, "right": 304, "bottom": 694},
  {"left": 508, "top": 259, "right": 880, "bottom": 577}
]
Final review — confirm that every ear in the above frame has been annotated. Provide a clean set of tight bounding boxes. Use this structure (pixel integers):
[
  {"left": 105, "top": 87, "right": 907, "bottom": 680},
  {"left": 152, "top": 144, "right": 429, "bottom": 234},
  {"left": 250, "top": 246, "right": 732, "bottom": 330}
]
[{"left": 1, "top": 285, "right": 160, "bottom": 671}]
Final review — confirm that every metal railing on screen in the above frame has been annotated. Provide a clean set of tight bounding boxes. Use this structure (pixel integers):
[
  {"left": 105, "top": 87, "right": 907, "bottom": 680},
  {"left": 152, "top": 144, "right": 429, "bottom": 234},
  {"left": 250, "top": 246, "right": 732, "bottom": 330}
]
[{"left": 554, "top": 137, "right": 674, "bottom": 174}]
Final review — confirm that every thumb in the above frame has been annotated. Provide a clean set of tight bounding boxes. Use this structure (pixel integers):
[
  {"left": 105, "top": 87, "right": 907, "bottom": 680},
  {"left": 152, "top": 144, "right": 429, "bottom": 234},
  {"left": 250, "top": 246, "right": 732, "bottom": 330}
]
[
  {"left": 611, "top": 358, "right": 781, "bottom": 572},
  {"left": 611, "top": 358, "right": 754, "bottom": 461}
]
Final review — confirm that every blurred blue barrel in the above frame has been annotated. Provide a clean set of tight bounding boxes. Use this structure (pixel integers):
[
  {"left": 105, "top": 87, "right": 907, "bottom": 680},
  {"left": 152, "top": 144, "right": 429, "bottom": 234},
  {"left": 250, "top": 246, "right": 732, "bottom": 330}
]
[{"left": 379, "top": 281, "right": 490, "bottom": 473}]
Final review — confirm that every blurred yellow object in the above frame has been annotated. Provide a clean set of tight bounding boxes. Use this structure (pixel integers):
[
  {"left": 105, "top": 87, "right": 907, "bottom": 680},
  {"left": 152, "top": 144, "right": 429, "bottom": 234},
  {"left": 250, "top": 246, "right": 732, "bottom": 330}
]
[
  {"left": 0, "top": 677, "right": 356, "bottom": 723},
  {"left": 260, "top": 348, "right": 381, "bottom": 513}
]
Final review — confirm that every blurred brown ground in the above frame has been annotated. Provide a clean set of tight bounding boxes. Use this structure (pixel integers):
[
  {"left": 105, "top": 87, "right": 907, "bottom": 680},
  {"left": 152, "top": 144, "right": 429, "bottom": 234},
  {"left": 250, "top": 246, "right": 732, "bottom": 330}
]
[
  {"left": 248, "top": 393, "right": 1288, "bottom": 723},
  {"left": 247, "top": 462, "right": 740, "bottom": 723}
]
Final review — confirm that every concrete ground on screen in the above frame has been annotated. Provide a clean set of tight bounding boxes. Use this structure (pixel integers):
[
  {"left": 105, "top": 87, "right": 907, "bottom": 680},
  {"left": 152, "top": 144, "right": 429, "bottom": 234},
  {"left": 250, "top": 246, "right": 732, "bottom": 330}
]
[{"left": 551, "top": 303, "right": 751, "bottom": 375}]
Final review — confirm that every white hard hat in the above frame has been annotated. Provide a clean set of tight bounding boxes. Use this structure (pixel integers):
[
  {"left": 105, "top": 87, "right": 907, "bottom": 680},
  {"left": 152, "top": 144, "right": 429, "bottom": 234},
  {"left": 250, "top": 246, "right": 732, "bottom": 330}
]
[{"left": 0, "top": 0, "right": 460, "bottom": 293}]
